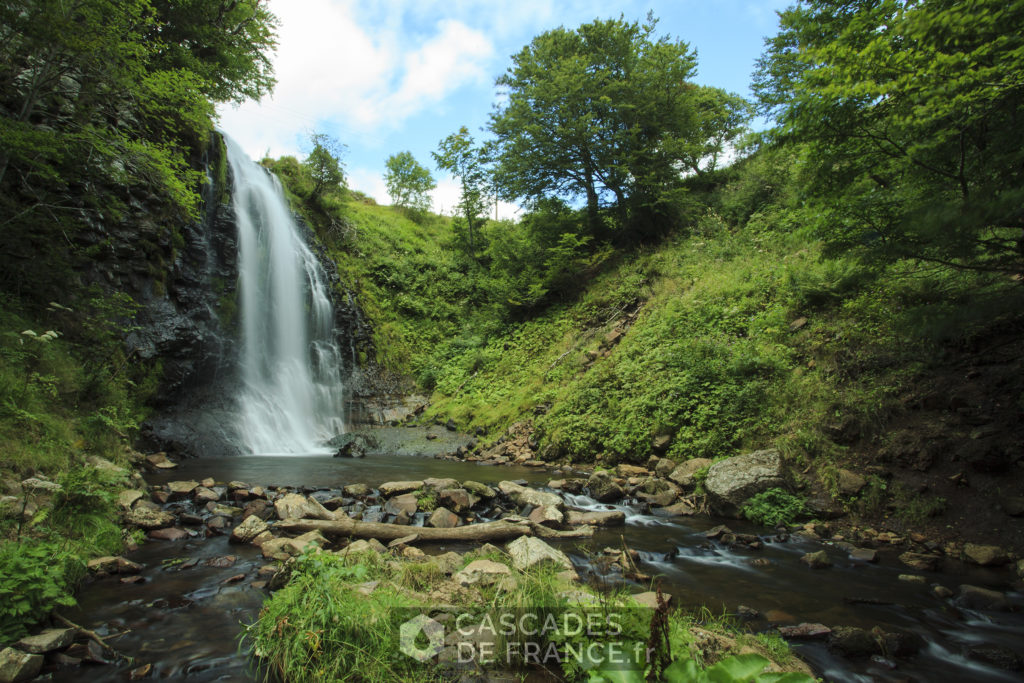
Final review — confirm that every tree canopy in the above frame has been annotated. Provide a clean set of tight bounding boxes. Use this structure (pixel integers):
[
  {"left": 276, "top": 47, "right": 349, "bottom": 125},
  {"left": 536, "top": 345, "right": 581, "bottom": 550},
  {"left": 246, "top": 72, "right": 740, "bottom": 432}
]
[
  {"left": 304, "top": 132, "right": 346, "bottom": 200},
  {"left": 489, "top": 14, "right": 748, "bottom": 239},
  {"left": 753, "top": 0, "right": 1024, "bottom": 274},
  {"left": 384, "top": 151, "right": 435, "bottom": 215},
  {"left": 433, "top": 127, "right": 490, "bottom": 258}
]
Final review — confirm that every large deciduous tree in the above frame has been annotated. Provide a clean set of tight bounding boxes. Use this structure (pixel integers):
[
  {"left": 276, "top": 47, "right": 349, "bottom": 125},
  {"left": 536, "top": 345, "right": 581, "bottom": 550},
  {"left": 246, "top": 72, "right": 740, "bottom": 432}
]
[
  {"left": 384, "top": 151, "right": 435, "bottom": 215},
  {"left": 753, "top": 0, "right": 1024, "bottom": 274},
  {"left": 489, "top": 14, "right": 748, "bottom": 239}
]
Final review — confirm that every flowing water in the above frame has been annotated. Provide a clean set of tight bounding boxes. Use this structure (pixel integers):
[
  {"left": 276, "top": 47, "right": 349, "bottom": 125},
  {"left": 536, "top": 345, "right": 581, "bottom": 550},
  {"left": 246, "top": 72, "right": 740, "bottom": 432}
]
[
  {"left": 62, "top": 455, "right": 1024, "bottom": 683},
  {"left": 225, "top": 136, "right": 346, "bottom": 455}
]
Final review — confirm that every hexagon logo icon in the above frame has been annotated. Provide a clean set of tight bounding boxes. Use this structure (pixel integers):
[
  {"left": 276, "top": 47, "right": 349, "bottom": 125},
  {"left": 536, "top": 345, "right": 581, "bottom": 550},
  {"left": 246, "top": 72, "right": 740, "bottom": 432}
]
[{"left": 399, "top": 614, "right": 445, "bottom": 662}]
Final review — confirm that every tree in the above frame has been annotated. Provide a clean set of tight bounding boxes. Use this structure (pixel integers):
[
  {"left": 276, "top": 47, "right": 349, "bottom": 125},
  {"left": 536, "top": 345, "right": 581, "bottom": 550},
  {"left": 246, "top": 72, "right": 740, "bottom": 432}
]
[
  {"left": 753, "top": 0, "right": 1024, "bottom": 274},
  {"left": 433, "top": 127, "right": 490, "bottom": 258},
  {"left": 489, "top": 14, "right": 748, "bottom": 238},
  {"left": 304, "top": 132, "right": 346, "bottom": 200},
  {"left": 384, "top": 151, "right": 435, "bottom": 215}
]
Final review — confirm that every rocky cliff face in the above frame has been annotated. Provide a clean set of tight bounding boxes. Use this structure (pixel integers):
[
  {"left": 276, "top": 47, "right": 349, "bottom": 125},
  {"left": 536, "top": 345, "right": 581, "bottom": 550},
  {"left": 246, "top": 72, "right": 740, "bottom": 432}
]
[{"left": 81, "top": 133, "right": 374, "bottom": 456}]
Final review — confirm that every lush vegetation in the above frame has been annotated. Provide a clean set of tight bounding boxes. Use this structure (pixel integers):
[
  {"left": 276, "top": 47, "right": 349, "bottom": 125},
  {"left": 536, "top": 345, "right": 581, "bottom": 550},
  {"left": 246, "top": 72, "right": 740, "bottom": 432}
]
[
  {"left": 0, "top": 0, "right": 279, "bottom": 645},
  {"left": 246, "top": 548, "right": 811, "bottom": 682}
]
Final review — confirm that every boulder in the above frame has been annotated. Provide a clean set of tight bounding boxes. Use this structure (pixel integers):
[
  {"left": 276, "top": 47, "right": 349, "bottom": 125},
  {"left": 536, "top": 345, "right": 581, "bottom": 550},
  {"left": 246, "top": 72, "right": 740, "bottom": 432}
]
[
  {"left": 145, "top": 453, "right": 177, "bottom": 469},
  {"left": 423, "top": 477, "right": 459, "bottom": 490},
  {"left": 778, "top": 623, "right": 831, "bottom": 640},
  {"left": 384, "top": 493, "right": 419, "bottom": 517},
  {"left": 378, "top": 481, "right": 424, "bottom": 497},
  {"left": 899, "top": 552, "right": 940, "bottom": 572},
  {"left": 654, "top": 458, "right": 677, "bottom": 478},
  {"left": 439, "top": 488, "right": 478, "bottom": 513},
  {"left": 586, "top": 471, "right": 625, "bottom": 503},
  {"left": 616, "top": 465, "right": 649, "bottom": 478},
  {"left": 87, "top": 556, "right": 142, "bottom": 574},
  {"left": 498, "top": 481, "right": 563, "bottom": 510},
  {"left": 963, "top": 543, "right": 1009, "bottom": 567},
  {"left": 125, "top": 507, "right": 175, "bottom": 530},
  {"left": 849, "top": 548, "right": 878, "bottom": 563},
  {"left": 427, "top": 507, "right": 460, "bottom": 529},
  {"left": 454, "top": 559, "right": 512, "bottom": 587},
  {"left": 462, "top": 481, "right": 496, "bottom": 499},
  {"left": 0, "top": 647, "right": 42, "bottom": 683},
  {"left": 274, "top": 493, "right": 334, "bottom": 521},
  {"left": 341, "top": 539, "right": 385, "bottom": 555},
  {"left": 230, "top": 515, "right": 269, "bottom": 544},
  {"left": 117, "top": 489, "right": 144, "bottom": 509},
  {"left": 343, "top": 483, "right": 370, "bottom": 497},
  {"left": 527, "top": 505, "right": 564, "bottom": 526},
  {"left": 16, "top": 628, "right": 76, "bottom": 654},
  {"left": 193, "top": 486, "right": 220, "bottom": 504},
  {"left": 958, "top": 584, "right": 1011, "bottom": 611},
  {"left": 668, "top": 458, "right": 713, "bottom": 489},
  {"left": 828, "top": 626, "right": 880, "bottom": 658},
  {"left": 704, "top": 450, "right": 786, "bottom": 517},
  {"left": 800, "top": 550, "right": 832, "bottom": 569},
  {"left": 506, "top": 536, "right": 573, "bottom": 571},
  {"left": 282, "top": 530, "right": 328, "bottom": 556},
  {"left": 652, "top": 434, "right": 672, "bottom": 453},
  {"left": 166, "top": 480, "right": 200, "bottom": 501},
  {"left": 632, "top": 591, "right": 672, "bottom": 610},
  {"left": 837, "top": 469, "right": 866, "bottom": 496},
  {"left": 148, "top": 527, "right": 188, "bottom": 541}
]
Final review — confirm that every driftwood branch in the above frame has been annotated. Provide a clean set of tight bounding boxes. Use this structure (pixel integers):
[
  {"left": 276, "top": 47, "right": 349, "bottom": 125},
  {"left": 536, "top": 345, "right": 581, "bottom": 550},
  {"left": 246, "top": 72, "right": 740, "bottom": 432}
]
[{"left": 277, "top": 517, "right": 594, "bottom": 543}]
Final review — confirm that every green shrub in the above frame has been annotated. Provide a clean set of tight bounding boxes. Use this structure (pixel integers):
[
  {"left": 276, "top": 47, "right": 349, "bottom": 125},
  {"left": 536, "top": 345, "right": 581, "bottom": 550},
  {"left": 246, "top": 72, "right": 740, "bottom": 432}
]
[
  {"left": 0, "top": 541, "right": 83, "bottom": 643},
  {"left": 742, "top": 488, "right": 807, "bottom": 527}
]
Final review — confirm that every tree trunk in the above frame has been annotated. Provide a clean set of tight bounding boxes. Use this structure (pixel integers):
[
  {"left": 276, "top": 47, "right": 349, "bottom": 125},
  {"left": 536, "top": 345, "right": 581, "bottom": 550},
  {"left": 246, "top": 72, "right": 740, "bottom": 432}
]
[{"left": 277, "top": 517, "right": 593, "bottom": 543}]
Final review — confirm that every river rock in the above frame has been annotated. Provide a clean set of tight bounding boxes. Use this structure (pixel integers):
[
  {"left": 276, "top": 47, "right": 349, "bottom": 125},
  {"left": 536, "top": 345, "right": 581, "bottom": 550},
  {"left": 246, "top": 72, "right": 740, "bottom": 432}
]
[
  {"left": 423, "top": 477, "right": 459, "bottom": 490},
  {"left": 586, "top": 471, "right": 625, "bottom": 503},
  {"left": 378, "top": 481, "right": 423, "bottom": 497},
  {"left": 968, "top": 646, "right": 1023, "bottom": 671},
  {"left": 778, "top": 623, "right": 831, "bottom": 640},
  {"left": 898, "top": 552, "right": 940, "bottom": 572},
  {"left": 462, "top": 481, "right": 496, "bottom": 499},
  {"left": 193, "top": 486, "right": 220, "bottom": 504},
  {"left": 958, "top": 584, "right": 1011, "bottom": 611},
  {"left": 282, "top": 530, "right": 327, "bottom": 556},
  {"left": 506, "top": 536, "right": 573, "bottom": 571},
  {"left": 828, "top": 626, "right": 879, "bottom": 658},
  {"left": 149, "top": 527, "right": 188, "bottom": 541},
  {"left": 125, "top": 507, "right": 175, "bottom": 530},
  {"left": 963, "top": 543, "right": 1009, "bottom": 567},
  {"left": 616, "top": 464, "right": 649, "bottom": 478},
  {"left": 145, "top": 453, "right": 176, "bottom": 469},
  {"left": 565, "top": 510, "right": 625, "bottom": 526},
  {"left": 118, "top": 489, "right": 144, "bottom": 509},
  {"left": 428, "top": 507, "right": 460, "bottom": 529},
  {"left": 0, "top": 647, "right": 42, "bottom": 683},
  {"left": 527, "top": 505, "right": 564, "bottom": 526},
  {"left": 166, "top": 480, "right": 200, "bottom": 501},
  {"left": 230, "top": 514, "right": 269, "bottom": 544},
  {"left": 801, "top": 550, "right": 832, "bottom": 569},
  {"left": 16, "top": 628, "right": 76, "bottom": 654},
  {"left": 704, "top": 450, "right": 786, "bottom": 517},
  {"left": 274, "top": 493, "right": 333, "bottom": 521},
  {"left": 341, "top": 539, "right": 385, "bottom": 555},
  {"left": 849, "top": 548, "right": 878, "bottom": 563},
  {"left": 837, "top": 469, "right": 867, "bottom": 496},
  {"left": 661, "top": 500, "right": 697, "bottom": 516},
  {"left": 439, "top": 488, "right": 478, "bottom": 512},
  {"left": 87, "top": 556, "right": 142, "bottom": 574},
  {"left": 454, "top": 559, "right": 511, "bottom": 587},
  {"left": 498, "top": 481, "right": 563, "bottom": 510},
  {"left": 654, "top": 458, "right": 676, "bottom": 478},
  {"left": 384, "top": 493, "right": 418, "bottom": 516},
  {"left": 343, "top": 483, "right": 370, "bottom": 497},
  {"left": 241, "top": 499, "right": 273, "bottom": 521},
  {"left": 1000, "top": 496, "right": 1024, "bottom": 517},
  {"left": 260, "top": 537, "right": 291, "bottom": 561},
  {"left": 668, "top": 458, "right": 713, "bottom": 489}
]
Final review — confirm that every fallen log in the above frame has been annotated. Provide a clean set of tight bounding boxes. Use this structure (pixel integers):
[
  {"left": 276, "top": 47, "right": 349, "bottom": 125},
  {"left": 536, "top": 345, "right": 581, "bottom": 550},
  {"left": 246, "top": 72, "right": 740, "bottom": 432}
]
[{"left": 277, "top": 517, "right": 536, "bottom": 543}]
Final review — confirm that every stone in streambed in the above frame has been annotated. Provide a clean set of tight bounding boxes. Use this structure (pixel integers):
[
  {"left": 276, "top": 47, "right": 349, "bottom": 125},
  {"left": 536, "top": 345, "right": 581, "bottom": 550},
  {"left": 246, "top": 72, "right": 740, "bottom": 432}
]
[
  {"left": 704, "top": 450, "right": 786, "bottom": 517},
  {"left": 384, "top": 493, "right": 418, "bottom": 517},
  {"left": 193, "top": 486, "right": 220, "bottom": 504},
  {"left": 230, "top": 515, "right": 268, "bottom": 544},
  {"left": 506, "top": 536, "right": 573, "bottom": 571},
  {"left": 274, "top": 493, "right": 333, "bottom": 521},
  {"left": 800, "top": 550, "right": 832, "bottom": 569},
  {"left": 527, "top": 505, "right": 563, "bottom": 526},
  {"left": 118, "top": 489, "right": 144, "bottom": 509},
  {"left": 899, "top": 552, "right": 940, "bottom": 572},
  {"left": 586, "top": 471, "right": 625, "bottom": 503},
  {"left": 439, "top": 488, "right": 479, "bottom": 512},
  {"left": 125, "top": 507, "right": 174, "bottom": 530},
  {"left": 462, "top": 481, "right": 496, "bottom": 498},
  {"left": 668, "top": 458, "right": 713, "bottom": 489},
  {"left": 148, "top": 527, "right": 189, "bottom": 541},
  {"left": 957, "top": 584, "right": 1011, "bottom": 611},
  {"left": 166, "top": 480, "right": 200, "bottom": 501},
  {"left": 963, "top": 543, "right": 1008, "bottom": 567},
  {"left": 343, "top": 483, "right": 370, "bottom": 497},
  {"left": 0, "top": 647, "right": 42, "bottom": 683},
  {"left": 87, "top": 556, "right": 142, "bottom": 574},
  {"left": 498, "top": 481, "right": 563, "bottom": 509},
  {"left": 428, "top": 507, "right": 460, "bottom": 529},
  {"left": 849, "top": 548, "right": 878, "bottom": 563},
  {"left": 15, "top": 628, "right": 76, "bottom": 654},
  {"left": 378, "top": 481, "right": 423, "bottom": 497},
  {"left": 778, "top": 623, "right": 831, "bottom": 640}
]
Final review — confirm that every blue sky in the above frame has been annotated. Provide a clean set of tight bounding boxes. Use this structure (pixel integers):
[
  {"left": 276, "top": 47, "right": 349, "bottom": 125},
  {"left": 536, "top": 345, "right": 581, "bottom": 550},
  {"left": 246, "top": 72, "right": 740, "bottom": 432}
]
[{"left": 218, "top": 0, "right": 791, "bottom": 215}]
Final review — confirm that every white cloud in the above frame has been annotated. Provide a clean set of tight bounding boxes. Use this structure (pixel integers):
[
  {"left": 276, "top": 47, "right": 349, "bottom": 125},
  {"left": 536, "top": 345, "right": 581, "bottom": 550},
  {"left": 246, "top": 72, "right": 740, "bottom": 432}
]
[{"left": 218, "top": 0, "right": 494, "bottom": 161}]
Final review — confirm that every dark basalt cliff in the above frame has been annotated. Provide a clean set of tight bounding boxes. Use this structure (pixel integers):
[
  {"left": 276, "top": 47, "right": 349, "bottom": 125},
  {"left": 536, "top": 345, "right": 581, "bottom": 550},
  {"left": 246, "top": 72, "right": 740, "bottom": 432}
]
[{"left": 77, "top": 134, "right": 374, "bottom": 456}]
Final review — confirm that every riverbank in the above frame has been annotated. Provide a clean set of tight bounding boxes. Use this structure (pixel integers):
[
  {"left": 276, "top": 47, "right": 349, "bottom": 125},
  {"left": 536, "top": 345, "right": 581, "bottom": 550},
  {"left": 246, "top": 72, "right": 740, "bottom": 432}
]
[{"left": 3, "top": 451, "right": 1022, "bottom": 682}]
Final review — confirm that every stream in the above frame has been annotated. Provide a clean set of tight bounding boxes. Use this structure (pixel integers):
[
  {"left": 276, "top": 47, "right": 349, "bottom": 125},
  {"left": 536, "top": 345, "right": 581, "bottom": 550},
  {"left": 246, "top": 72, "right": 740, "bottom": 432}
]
[{"left": 56, "top": 454, "right": 1024, "bottom": 682}]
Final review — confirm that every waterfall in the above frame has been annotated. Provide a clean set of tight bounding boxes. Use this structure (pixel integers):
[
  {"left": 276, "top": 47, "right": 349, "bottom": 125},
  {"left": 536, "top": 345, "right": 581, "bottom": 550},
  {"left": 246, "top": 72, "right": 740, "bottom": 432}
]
[{"left": 224, "top": 135, "right": 346, "bottom": 455}]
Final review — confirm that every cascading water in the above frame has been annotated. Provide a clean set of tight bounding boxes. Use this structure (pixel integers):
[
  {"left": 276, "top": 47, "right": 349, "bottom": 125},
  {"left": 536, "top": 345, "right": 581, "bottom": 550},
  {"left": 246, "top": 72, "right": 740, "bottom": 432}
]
[{"left": 224, "top": 135, "right": 346, "bottom": 455}]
